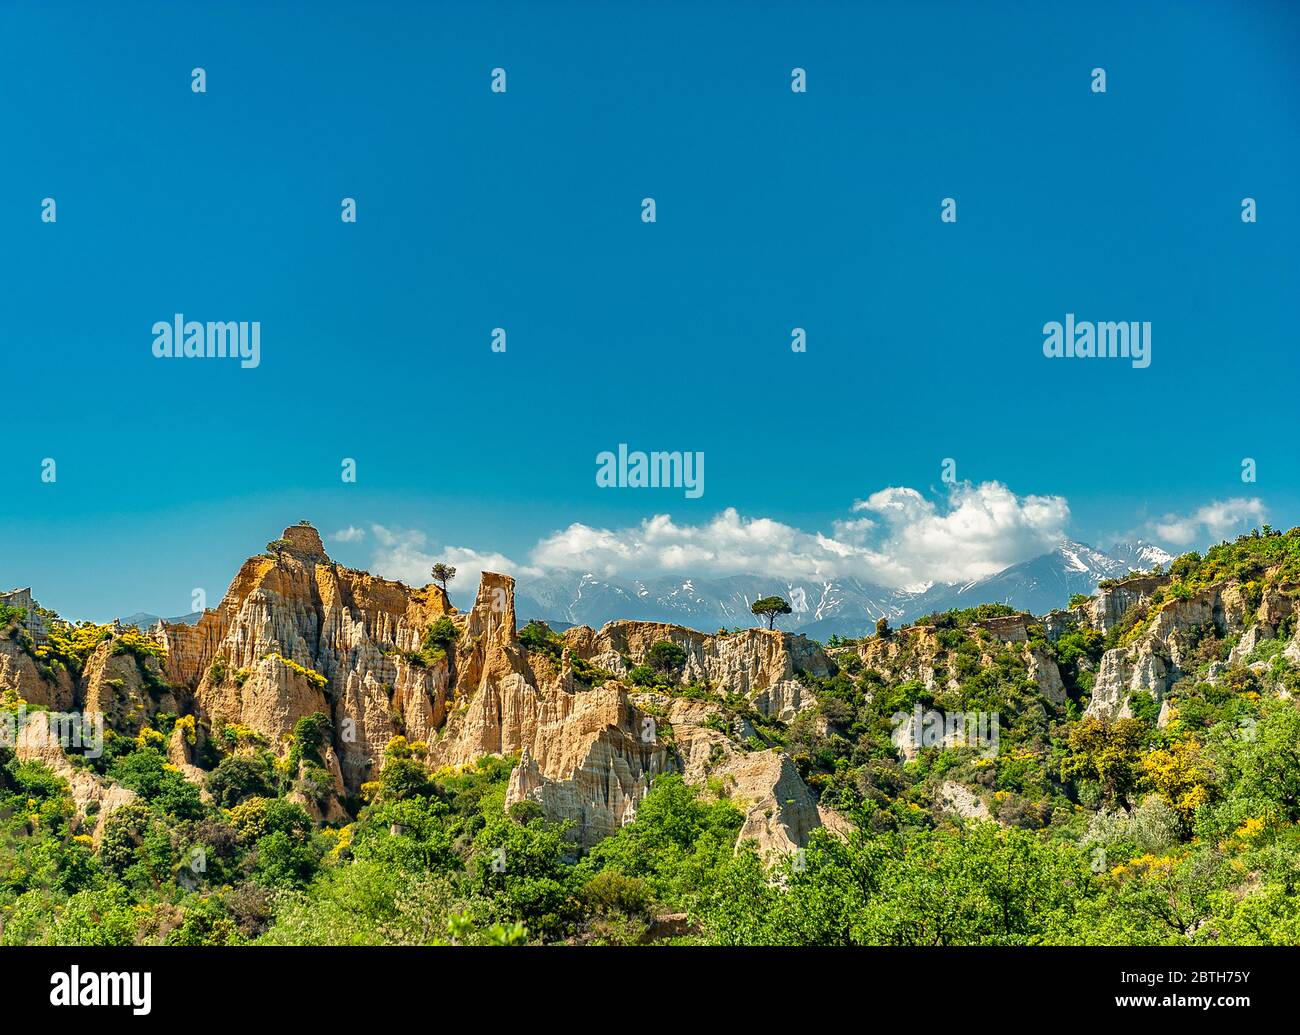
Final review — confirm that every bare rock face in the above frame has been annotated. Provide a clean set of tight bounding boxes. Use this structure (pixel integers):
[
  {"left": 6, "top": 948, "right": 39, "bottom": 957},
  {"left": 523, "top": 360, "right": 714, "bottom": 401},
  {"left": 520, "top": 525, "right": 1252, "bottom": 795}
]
[
  {"left": 972, "top": 613, "right": 1035, "bottom": 642},
  {"left": 1087, "top": 575, "right": 1173, "bottom": 633},
  {"left": 281, "top": 523, "right": 329, "bottom": 560},
  {"left": 0, "top": 633, "right": 74, "bottom": 710},
  {"left": 1228, "top": 624, "right": 1272, "bottom": 665},
  {"left": 0, "top": 588, "right": 50, "bottom": 642},
  {"left": 1087, "top": 650, "right": 1166, "bottom": 721},
  {"left": 890, "top": 707, "right": 999, "bottom": 762},
  {"left": 166, "top": 725, "right": 210, "bottom": 791},
  {"left": 0, "top": 591, "right": 74, "bottom": 710},
  {"left": 504, "top": 684, "right": 676, "bottom": 845},
  {"left": 429, "top": 579, "right": 680, "bottom": 847},
  {"left": 427, "top": 573, "right": 550, "bottom": 767},
  {"left": 202, "top": 654, "right": 332, "bottom": 750},
  {"left": 851, "top": 625, "right": 954, "bottom": 695},
  {"left": 661, "top": 697, "right": 735, "bottom": 784},
  {"left": 711, "top": 749, "right": 823, "bottom": 857},
  {"left": 430, "top": 588, "right": 836, "bottom": 853},
  {"left": 646, "top": 693, "right": 838, "bottom": 857},
  {"left": 1284, "top": 635, "right": 1300, "bottom": 668},
  {"left": 154, "top": 524, "right": 455, "bottom": 793},
  {"left": 1084, "top": 580, "right": 1285, "bottom": 720},
  {"left": 937, "top": 780, "right": 991, "bottom": 822},
  {"left": 1042, "top": 606, "right": 1088, "bottom": 642},
  {"left": 649, "top": 691, "right": 835, "bottom": 855},
  {"left": 81, "top": 640, "right": 178, "bottom": 736},
  {"left": 1028, "top": 648, "right": 1067, "bottom": 705},
  {"left": 450, "top": 572, "right": 523, "bottom": 706},
  {"left": 564, "top": 622, "right": 830, "bottom": 721}
]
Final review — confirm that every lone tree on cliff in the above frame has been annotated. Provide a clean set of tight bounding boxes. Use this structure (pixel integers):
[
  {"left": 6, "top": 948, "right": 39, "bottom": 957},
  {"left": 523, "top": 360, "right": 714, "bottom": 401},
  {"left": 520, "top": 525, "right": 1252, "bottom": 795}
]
[
  {"left": 875, "top": 617, "right": 891, "bottom": 639},
  {"left": 430, "top": 563, "right": 457, "bottom": 592},
  {"left": 751, "top": 595, "right": 792, "bottom": 630}
]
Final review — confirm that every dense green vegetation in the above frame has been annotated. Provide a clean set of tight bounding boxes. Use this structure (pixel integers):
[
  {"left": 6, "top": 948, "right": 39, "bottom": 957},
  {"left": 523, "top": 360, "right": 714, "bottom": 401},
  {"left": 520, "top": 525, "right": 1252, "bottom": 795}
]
[
  {"left": 5, "top": 712, "right": 1299, "bottom": 945},
  {"left": 518, "top": 620, "right": 563, "bottom": 660}
]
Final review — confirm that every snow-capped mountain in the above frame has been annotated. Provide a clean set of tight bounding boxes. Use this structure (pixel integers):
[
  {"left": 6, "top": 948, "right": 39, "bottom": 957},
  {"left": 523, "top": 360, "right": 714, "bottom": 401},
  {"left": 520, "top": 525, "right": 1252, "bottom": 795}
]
[
  {"left": 119, "top": 610, "right": 203, "bottom": 630},
  {"left": 508, "top": 572, "right": 907, "bottom": 636},
  {"left": 901, "top": 540, "right": 1135, "bottom": 621},
  {"left": 453, "top": 539, "right": 1174, "bottom": 642},
  {"left": 1104, "top": 539, "right": 1175, "bottom": 571}
]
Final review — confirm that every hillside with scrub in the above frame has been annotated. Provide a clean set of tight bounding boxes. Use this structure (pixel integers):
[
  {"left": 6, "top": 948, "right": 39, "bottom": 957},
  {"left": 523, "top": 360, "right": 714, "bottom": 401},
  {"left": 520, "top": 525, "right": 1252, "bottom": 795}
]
[{"left": 2, "top": 524, "right": 1299, "bottom": 945}]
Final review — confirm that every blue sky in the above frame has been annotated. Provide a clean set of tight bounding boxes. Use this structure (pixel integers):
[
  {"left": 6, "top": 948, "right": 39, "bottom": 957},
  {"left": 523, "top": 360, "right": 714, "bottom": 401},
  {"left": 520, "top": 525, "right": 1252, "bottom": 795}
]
[{"left": 1, "top": 0, "right": 1297, "bottom": 619}]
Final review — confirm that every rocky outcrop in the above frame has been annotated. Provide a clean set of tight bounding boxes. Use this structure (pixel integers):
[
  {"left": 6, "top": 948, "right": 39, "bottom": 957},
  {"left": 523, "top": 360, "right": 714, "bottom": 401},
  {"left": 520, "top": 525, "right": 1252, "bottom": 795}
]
[
  {"left": 937, "top": 780, "right": 991, "bottom": 822},
  {"left": 889, "top": 706, "right": 1002, "bottom": 762},
  {"left": 564, "top": 622, "right": 831, "bottom": 722},
  {"left": 1228, "top": 624, "right": 1272, "bottom": 665},
  {"left": 166, "top": 725, "right": 209, "bottom": 789},
  {"left": 0, "top": 588, "right": 50, "bottom": 644},
  {"left": 152, "top": 524, "right": 455, "bottom": 793},
  {"left": 848, "top": 625, "right": 952, "bottom": 695},
  {"left": 14, "top": 712, "right": 135, "bottom": 843},
  {"left": 1085, "top": 579, "right": 1294, "bottom": 720},
  {"left": 0, "top": 632, "right": 74, "bottom": 710},
  {"left": 711, "top": 749, "right": 823, "bottom": 856},
  {"left": 649, "top": 694, "right": 839, "bottom": 856},
  {"left": 847, "top": 620, "right": 1066, "bottom": 708},
  {"left": 454, "top": 572, "right": 519, "bottom": 696},
  {"left": 426, "top": 574, "right": 551, "bottom": 767},
  {"left": 0, "top": 590, "right": 74, "bottom": 710},
  {"left": 1087, "top": 574, "right": 1172, "bottom": 632},
  {"left": 201, "top": 654, "right": 332, "bottom": 751},
  {"left": 81, "top": 640, "right": 178, "bottom": 736},
  {"left": 1042, "top": 606, "right": 1087, "bottom": 642},
  {"left": 425, "top": 582, "right": 836, "bottom": 852},
  {"left": 972, "top": 613, "right": 1035, "bottom": 642},
  {"left": 1027, "top": 649, "right": 1067, "bottom": 705},
  {"left": 503, "top": 684, "right": 675, "bottom": 845}
]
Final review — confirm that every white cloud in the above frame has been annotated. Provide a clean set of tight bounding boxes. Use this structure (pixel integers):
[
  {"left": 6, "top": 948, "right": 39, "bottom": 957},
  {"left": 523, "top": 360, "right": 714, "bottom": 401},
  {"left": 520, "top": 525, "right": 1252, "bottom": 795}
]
[
  {"left": 530, "top": 481, "right": 1070, "bottom": 589},
  {"left": 1148, "top": 498, "right": 1268, "bottom": 547},
  {"left": 531, "top": 509, "right": 845, "bottom": 580},
  {"left": 358, "top": 481, "right": 1078, "bottom": 592},
  {"left": 329, "top": 525, "right": 366, "bottom": 544},
  {"left": 830, "top": 516, "right": 875, "bottom": 543},
  {"left": 853, "top": 482, "right": 1070, "bottom": 587},
  {"left": 367, "top": 524, "right": 537, "bottom": 591}
]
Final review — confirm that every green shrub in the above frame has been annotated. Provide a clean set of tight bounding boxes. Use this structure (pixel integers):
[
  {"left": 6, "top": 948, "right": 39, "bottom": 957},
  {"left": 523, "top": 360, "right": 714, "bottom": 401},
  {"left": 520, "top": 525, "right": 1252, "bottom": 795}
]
[{"left": 519, "top": 621, "right": 564, "bottom": 660}]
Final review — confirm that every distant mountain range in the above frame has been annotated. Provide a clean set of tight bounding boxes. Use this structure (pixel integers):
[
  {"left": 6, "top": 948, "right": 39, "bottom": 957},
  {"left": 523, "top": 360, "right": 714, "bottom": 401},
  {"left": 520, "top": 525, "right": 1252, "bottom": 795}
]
[
  {"left": 499, "top": 540, "right": 1173, "bottom": 640},
  {"left": 119, "top": 611, "right": 204, "bottom": 630}
]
